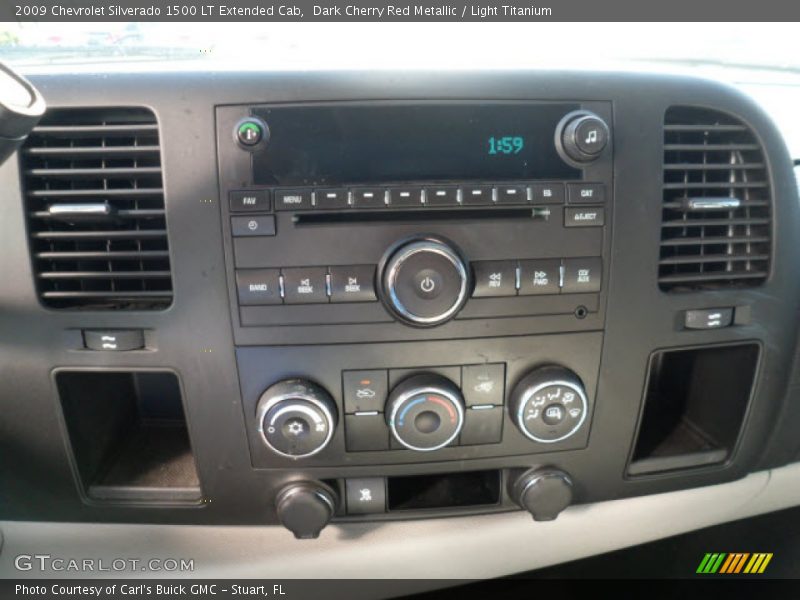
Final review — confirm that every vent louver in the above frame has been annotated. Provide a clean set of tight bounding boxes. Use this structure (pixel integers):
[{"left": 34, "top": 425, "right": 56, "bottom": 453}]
[
  {"left": 21, "top": 107, "right": 172, "bottom": 309},
  {"left": 659, "top": 106, "right": 771, "bottom": 291}
]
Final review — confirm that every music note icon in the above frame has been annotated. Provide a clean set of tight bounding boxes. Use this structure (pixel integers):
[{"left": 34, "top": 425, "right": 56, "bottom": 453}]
[{"left": 585, "top": 129, "right": 598, "bottom": 144}]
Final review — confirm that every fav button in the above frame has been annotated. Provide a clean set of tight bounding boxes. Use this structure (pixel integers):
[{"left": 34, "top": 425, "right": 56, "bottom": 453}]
[{"left": 230, "top": 190, "right": 270, "bottom": 212}]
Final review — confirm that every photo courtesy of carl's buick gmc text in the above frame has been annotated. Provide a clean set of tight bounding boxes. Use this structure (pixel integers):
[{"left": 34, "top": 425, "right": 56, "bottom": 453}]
[{"left": 3, "top": 4, "right": 800, "bottom": 598}]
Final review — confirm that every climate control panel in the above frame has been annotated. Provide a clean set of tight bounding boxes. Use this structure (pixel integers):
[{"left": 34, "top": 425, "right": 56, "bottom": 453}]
[{"left": 244, "top": 354, "right": 596, "bottom": 467}]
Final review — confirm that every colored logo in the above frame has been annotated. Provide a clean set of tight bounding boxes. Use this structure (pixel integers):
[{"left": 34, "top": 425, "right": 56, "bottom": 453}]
[{"left": 696, "top": 552, "right": 773, "bottom": 574}]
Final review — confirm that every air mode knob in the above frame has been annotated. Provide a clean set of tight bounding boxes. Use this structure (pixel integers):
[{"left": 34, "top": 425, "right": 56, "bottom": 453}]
[
  {"left": 380, "top": 236, "right": 470, "bottom": 327},
  {"left": 256, "top": 379, "right": 337, "bottom": 459},
  {"left": 510, "top": 366, "right": 589, "bottom": 443},
  {"left": 386, "top": 374, "right": 465, "bottom": 451},
  {"left": 556, "top": 111, "right": 610, "bottom": 164},
  {"left": 275, "top": 481, "right": 338, "bottom": 539}
]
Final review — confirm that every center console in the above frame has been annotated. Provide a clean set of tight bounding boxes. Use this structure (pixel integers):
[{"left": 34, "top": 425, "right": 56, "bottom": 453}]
[{"left": 216, "top": 100, "right": 614, "bottom": 535}]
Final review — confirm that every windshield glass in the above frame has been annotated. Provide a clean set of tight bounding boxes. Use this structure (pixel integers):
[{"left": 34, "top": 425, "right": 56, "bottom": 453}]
[{"left": 2, "top": 22, "right": 798, "bottom": 73}]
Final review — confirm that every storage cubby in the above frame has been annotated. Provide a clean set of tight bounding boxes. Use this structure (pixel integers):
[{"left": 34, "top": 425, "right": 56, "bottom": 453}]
[
  {"left": 56, "top": 370, "right": 201, "bottom": 503},
  {"left": 387, "top": 470, "right": 501, "bottom": 511},
  {"left": 629, "top": 343, "right": 759, "bottom": 476}
]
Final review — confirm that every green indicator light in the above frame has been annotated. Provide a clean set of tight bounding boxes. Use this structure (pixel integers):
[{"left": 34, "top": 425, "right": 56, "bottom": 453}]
[{"left": 237, "top": 120, "right": 263, "bottom": 146}]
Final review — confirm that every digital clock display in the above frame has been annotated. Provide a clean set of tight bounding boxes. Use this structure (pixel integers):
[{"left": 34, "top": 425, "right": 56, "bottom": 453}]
[
  {"left": 252, "top": 103, "right": 580, "bottom": 185},
  {"left": 488, "top": 136, "right": 525, "bottom": 155}
]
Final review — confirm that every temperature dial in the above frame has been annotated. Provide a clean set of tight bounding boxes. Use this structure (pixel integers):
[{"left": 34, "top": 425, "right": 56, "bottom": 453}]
[
  {"left": 510, "top": 366, "right": 588, "bottom": 443},
  {"left": 386, "top": 374, "right": 465, "bottom": 452},
  {"left": 256, "top": 379, "right": 337, "bottom": 459}
]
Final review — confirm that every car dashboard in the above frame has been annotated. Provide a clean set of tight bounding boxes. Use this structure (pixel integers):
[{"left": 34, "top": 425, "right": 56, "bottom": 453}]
[{"left": 1, "top": 68, "right": 800, "bottom": 580}]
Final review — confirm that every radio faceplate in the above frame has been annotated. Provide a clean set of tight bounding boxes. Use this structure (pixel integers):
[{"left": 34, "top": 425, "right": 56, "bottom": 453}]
[{"left": 216, "top": 100, "right": 613, "bottom": 346}]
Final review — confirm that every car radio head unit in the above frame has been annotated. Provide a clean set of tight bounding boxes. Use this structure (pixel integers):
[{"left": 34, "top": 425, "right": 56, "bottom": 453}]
[{"left": 249, "top": 103, "right": 583, "bottom": 185}]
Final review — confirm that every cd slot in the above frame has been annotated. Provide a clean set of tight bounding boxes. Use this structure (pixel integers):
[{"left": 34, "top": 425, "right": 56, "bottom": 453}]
[{"left": 293, "top": 207, "right": 543, "bottom": 226}]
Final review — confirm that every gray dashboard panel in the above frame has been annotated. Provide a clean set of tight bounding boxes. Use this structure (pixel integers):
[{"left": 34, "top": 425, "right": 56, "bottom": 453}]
[
  {"left": 3, "top": 462, "right": 800, "bottom": 583},
  {"left": 0, "top": 69, "right": 798, "bottom": 536}
]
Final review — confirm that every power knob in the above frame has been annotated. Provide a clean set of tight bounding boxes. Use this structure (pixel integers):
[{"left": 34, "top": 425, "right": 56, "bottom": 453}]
[
  {"left": 256, "top": 379, "right": 337, "bottom": 459},
  {"left": 380, "top": 236, "right": 470, "bottom": 327}
]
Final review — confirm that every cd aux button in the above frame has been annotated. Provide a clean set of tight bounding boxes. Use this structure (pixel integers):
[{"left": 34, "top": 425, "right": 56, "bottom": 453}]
[{"left": 562, "top": 258, "right": 602, "bottom": 293}]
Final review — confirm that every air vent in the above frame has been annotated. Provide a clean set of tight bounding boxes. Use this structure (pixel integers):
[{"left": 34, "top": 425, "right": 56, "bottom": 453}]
[
  {"left": 659, "top": 106, "right": 771, "bottom": 291},
  {"left": 21, "top": 107, "right": 172, "bottom": 309}
]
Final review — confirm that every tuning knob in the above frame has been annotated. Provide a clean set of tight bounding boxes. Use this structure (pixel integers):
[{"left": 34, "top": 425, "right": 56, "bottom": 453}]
[
  {"left": 275, "top": 481, "right": 338, "bottom": 539},
  {"left": 510, "top": 366, "right": 588, "bottom": 443},
  {"left": 380, "top": 236, "right": 470, "bottom": 327},
  {"left": 511, "top": 468, "right": 573, "bottom": 521},
  {"left": 556, "top": 111, "right": 609, "bottom": 164},
  {"left": 256, "top": 379, "right": 337, "bottom": 459},
  {"left": 386, "top": 374, "right": 465, "bottom": 451}
]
